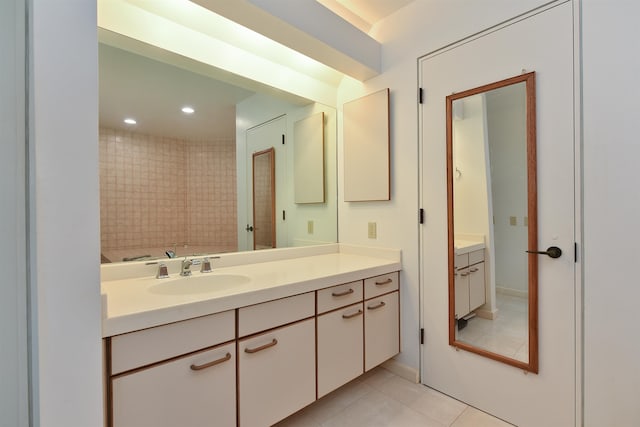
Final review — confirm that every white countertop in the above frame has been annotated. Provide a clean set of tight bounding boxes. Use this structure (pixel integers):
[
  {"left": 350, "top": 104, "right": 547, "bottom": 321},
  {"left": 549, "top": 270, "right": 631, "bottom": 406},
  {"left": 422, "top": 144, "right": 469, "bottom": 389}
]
[
  {"left": 101, "top": 245, "right": 401, "bottom": 337},
  {"left": 454, "top": 239, "right": 485, "bottom": 255}
]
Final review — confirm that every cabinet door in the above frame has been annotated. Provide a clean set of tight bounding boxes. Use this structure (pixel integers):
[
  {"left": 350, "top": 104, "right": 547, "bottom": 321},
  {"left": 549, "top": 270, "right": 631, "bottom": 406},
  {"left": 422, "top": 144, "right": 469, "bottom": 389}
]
[
  {"left": 454, "top": 268, "right": 470, "bottom": 318},
  {"left": 317, "top": 303, "right": 364, "bottom": 397},
  {"left": 112, "top": 342, "right": 235, "bottom": 427},
  {"left": 238, "top": 318, "right": 315, "bottom": 427},
  {"left": 469, "top": 261, "right": 486, "bottom": 311},
  {"left": 364, "top": 292, "right": 399, "bottom": 371}
]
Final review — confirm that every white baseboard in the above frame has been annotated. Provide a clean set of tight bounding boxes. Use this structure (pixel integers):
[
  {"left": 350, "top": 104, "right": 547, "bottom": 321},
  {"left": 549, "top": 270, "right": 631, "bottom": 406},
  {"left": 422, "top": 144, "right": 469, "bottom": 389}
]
[
  {"left": 496, "top": 286, "right": 527, "bottom": 299},
  {"left": 382, "top": 358, "right": 419, "bottom": 383},
  {"left": 476, "top": 308, "right": 498, "bottom": 320}
]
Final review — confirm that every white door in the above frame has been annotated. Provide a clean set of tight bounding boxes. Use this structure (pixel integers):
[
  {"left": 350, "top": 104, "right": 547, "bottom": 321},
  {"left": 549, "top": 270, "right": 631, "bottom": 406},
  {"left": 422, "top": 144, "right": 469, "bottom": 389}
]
[
  {"left": 420, "top": 3, "right": 578, "bottom": 426},
  {"left": 245, "top": 116, "right": 287, "bottom": 250}
]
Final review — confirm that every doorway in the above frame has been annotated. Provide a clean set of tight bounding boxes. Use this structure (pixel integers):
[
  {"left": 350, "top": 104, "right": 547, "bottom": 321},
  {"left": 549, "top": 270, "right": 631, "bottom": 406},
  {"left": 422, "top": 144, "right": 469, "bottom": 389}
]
[{"left": 245, "top": 116, "right": 287, "bottom": 250}]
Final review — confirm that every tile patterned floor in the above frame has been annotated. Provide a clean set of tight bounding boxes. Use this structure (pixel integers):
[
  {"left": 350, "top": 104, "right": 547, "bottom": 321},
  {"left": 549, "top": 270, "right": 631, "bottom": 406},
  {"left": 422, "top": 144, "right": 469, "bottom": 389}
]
[
  {"left": 456, "top": 293, "right": 528, "bottom": 362},
  {"left": 274, "top": 367, "right": 513, "bottom": 427}
]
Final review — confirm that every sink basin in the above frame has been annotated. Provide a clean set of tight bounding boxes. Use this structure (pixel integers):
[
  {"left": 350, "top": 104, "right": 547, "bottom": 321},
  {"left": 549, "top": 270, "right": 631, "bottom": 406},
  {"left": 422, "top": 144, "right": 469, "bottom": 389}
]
[{"left": 148, "top": 274, "right": 251, "bottom": 295}]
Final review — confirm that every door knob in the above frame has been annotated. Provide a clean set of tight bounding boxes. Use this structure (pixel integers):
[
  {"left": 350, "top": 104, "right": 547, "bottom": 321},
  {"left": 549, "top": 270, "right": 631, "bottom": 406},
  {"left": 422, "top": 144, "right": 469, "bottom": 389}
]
[
  {"left": 245, "top": 224, "right": 254, "bottom": 232},
  {"left": 526, "top": 246, "right": 562, "bottom": 259}
]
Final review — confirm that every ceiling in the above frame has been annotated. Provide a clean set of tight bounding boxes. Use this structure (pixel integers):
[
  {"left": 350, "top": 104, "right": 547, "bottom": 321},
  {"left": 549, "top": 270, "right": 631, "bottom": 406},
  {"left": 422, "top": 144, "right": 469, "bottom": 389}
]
[
  {"left": 316, "top": 0, "right": 416, "bottom": 33},
  {"left": 99, "top": 44, "right": 255, "bottom": 140}
]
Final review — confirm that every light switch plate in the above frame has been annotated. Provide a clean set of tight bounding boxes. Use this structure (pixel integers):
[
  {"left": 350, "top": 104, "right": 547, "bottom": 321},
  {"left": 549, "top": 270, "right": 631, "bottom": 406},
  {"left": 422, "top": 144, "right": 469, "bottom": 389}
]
[
  {"left": 368, "top": 222, "right": 377, "bottom": 239},
  {"left": 510, "top": 216, "right": 517, "bottom": 226},
  {"left": 307, "top": 220, "right": 314, "bottom": 234}
]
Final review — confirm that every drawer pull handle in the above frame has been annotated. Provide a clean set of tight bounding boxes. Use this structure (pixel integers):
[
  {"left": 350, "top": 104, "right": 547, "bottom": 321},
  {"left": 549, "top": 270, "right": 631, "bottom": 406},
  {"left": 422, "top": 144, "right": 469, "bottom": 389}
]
[
  {"left": 470, "top": 268, "right": 479, "bottom": 273},
  {"left": 367, "top": 301, "right": 386, "bottom": 310},
  {"left": 342, "top": 309, "right": 363, "bottom": 319},
  {"left": 245, "top": 339, "right": 278, "bottom": 354},
  {"left": 332, "top": 288, "right": 354, "bottom": 297},
  {"left": 190, "top": 352, "right": 231, "bottom": 371},
  {"left": 375, "top": 278, "right": 393, "bottom": 286}
]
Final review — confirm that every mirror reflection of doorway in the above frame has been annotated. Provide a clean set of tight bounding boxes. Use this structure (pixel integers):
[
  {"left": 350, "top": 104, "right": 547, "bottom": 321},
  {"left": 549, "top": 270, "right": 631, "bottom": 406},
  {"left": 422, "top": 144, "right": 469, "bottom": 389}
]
[
  {"left": 252, "top": 148, "right": 275, "bottom": 249},
  {"left": 245, "top": 115, "right": 286, "bottom": 251}
]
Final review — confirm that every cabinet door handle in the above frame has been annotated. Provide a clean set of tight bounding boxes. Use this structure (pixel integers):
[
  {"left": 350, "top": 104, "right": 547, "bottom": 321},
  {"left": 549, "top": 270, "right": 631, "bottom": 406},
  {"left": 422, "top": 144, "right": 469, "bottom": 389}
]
[
  {"left": 190, "top": 352, "right": 231, "bottom": 371},
  {"left": 332, "top": 288, "right": 354, "bottom": 297},
  {"left": 342, "top": 309, "right": 363, "bottom": 319},
  {"left": 244, "top": 338, "right": 278, "bottom": 354},
  {"left": 367, "top": 301, "right": 386, "bottom": 310},
  {"left": 374, "top": 278, "right": 393, "bottom": 286},
  {"left": 470, "top": 268, "right": 479, "bottom": 273}
]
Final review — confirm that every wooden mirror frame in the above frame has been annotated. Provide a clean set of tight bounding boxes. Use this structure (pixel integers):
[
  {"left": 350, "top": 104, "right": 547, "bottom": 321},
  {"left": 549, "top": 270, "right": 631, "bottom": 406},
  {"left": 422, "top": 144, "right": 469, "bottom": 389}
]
[
  {"left": 252, "top": 147, "right": 276, "bottom": 250},
  {"left": 446, "top": 72, "right": 538, "bottom": 373}
]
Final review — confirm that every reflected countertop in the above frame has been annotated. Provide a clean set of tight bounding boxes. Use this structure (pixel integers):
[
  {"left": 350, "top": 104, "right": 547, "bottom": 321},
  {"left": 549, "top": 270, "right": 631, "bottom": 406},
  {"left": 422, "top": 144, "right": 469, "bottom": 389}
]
[
  {"left": 454, "top": 239, "right": 485, "bottom": 255},
  {"left": 101, "top": 244, "right": 401, "bottom": 337}
]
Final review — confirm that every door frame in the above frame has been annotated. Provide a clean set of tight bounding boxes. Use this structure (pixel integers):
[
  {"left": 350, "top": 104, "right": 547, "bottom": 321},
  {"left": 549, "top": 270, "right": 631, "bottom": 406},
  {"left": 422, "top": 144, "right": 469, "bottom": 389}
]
[{"left": 417, "top": 1, "right": 583, "bottom": 425}]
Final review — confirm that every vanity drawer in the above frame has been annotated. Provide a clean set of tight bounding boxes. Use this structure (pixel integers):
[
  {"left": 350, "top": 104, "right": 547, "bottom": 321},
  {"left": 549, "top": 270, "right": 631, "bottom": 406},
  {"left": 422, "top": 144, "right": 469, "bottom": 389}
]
[
  {"left": 317, "top": 281, "right": 363, "bottom": 314},
  {"left": 110, "top": 310, "right": 235, "bottom": 375},
  {"left": 469, "top": 249, "right": 484, "bottom": 265},
  {"left": 455, "top": 253, "right": 468, "bottom": 269},
  {"left": 364, "top": 272, "right": 399, "bottom": 300},
  {"left": 238, "top": 292, "right": 315, "bottom": 337}
]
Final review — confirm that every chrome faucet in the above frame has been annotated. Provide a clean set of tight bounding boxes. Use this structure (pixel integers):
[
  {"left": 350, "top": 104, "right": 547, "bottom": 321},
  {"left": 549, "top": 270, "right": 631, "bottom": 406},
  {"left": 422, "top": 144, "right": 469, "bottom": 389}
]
[
  {"left": 200, "top": 256, "right": 220, "bottom": 273},
  {"left": 156, "top": 262, "right": 169, "bottom": 279},
  {"left": 180, "top": 258, "right": 193, "bottom": 277}
]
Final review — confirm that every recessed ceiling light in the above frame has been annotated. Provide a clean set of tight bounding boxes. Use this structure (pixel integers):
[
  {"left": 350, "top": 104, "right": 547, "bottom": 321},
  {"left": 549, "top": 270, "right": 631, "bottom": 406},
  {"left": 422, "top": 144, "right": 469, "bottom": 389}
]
[
  {"left": 124, "top": 118, "right": 137, "bottom": 125},
  {"left": 181, "top": 106, "right": 195, "bottom": 114}
]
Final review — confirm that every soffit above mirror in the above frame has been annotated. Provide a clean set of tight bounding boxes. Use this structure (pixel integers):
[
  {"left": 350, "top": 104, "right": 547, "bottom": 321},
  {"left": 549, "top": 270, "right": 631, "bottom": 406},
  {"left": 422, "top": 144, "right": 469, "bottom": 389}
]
[
  {"left": 192, "top": 0, "right": 382, "bottom": 80},
  {"left": 97, "top": 0, "right": 373, "bottom": 107}
]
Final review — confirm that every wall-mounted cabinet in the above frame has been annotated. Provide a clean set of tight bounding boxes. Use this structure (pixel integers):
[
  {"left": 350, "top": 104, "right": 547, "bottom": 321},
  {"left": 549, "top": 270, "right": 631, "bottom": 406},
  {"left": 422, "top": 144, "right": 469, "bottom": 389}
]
[{"left": 343, "top": 88, "right": 390, "bottom": 202}]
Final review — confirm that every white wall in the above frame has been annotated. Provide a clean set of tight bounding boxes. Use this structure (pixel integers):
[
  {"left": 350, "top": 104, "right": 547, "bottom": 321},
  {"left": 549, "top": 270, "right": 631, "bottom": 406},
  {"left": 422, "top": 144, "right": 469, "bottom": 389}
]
[
  {"left": 452, "top": 94, "right": 491, "bottom": 239},
  {"left": 1, "top": 0, "right": 28, "bottom": 425},
  {"left": 236, "top": 94, "right": 338, "bottom": 251},
  {"left": 582, "top": 1, "right": 640, "bottom": 425},
  {"left": 30, "top": 0, "right": 103, "bottom": 425},
  {"left": 486, "top": 85, "right": 528, "bottom": 294},
  {"left": 236, "top": 93, "right": 302, "bottom": 251},
  {"left": 337, "top": 0, "right": 554, "bottom": 374}
]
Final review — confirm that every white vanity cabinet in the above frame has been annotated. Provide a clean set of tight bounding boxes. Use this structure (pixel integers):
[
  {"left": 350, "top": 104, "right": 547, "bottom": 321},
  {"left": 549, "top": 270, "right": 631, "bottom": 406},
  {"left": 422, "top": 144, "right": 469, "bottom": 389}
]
[
  {"left": 108, "top": 311, "right": 236, "bottom": 427},
  {"left": 364, "top": 273, "right": 400, "bottom": 371},
  {"left": 317, "top": 280, "right": 365, "bottom": 397},
  {"left": 454, "top": 249, "right": 485, "bottom": 319},
  {"left": 237, "top": 293, "right": 316, "bottom": 427},
  {"left": 104, "top": 261, "right": 402, "bottom": 427}
]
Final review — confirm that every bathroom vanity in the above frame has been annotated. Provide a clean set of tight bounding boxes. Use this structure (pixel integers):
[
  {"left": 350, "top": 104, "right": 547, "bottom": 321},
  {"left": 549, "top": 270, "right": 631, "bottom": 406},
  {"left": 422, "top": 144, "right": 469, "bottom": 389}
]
[
  {"left": 101, "top": 244, "right": 401, "bottom": 427},
  {"left": 453, "top": 240, "right": 486, "bottom": 320}
]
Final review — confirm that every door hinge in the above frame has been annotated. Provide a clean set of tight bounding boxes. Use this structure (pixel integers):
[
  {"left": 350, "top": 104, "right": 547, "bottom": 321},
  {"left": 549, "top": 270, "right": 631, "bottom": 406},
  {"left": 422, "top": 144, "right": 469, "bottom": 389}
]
[
  {"left": 282, "top": 134, "right": 285, "bottom": 145},
  {"left": 282, "top": 210, "right": 286, "bottom": 221},
  {"left": 420, "top": 328, "right": 424, "bottom": 345},
  {"left": 418, "top": 88, "right": 424, "bottom": 104},
  {"left": 419, "top": 208, "right": 425, "bottom": 224}
]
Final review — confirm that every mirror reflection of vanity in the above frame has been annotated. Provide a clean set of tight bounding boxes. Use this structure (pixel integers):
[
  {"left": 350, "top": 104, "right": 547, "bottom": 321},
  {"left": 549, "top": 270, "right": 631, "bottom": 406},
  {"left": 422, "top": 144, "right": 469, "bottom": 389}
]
[
  {"left": 98, "top": 41, "right": 338, "bottom": 264},
  {"left": 447, "top": 72, "right": 539, "bottom": 372}
]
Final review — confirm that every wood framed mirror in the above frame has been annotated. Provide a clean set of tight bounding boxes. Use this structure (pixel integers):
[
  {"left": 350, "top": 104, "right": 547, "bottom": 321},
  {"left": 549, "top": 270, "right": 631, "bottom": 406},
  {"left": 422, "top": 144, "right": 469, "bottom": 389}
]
[
  {"left": 447, "top": 72, "right": 538, "bottom": 372},
  {"left": 252, "top": 147, "right": 276, "bottom": 250}
]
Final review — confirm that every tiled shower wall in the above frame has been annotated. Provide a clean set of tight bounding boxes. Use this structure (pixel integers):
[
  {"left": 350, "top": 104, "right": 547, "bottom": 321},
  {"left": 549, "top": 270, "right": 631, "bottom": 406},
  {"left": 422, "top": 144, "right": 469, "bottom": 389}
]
[{"left": 99, "top": 128, "right": 237, "bottom": 258}]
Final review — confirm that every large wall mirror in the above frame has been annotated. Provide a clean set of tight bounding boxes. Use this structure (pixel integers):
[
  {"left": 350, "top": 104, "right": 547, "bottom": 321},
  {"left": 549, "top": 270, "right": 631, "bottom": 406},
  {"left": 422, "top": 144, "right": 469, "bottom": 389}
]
[
  {"left": 447, "top": 72, "right": 538, "bottom": 372},
  {"left": 98, "top": 39, "right": 338, "bottom": 263}
]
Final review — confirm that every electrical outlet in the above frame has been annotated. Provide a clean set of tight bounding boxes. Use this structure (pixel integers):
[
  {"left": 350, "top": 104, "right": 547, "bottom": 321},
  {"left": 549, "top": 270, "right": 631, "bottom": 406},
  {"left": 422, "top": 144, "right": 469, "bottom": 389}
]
[
  {"left": 510, "top": 216, "right": 517, "bottom": 226},
  {"left": 368, "top": 222, "right": 377, "bottom": 239},
  {"left": 307, "top": 220, "right": 314, "bottom": 234}
]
